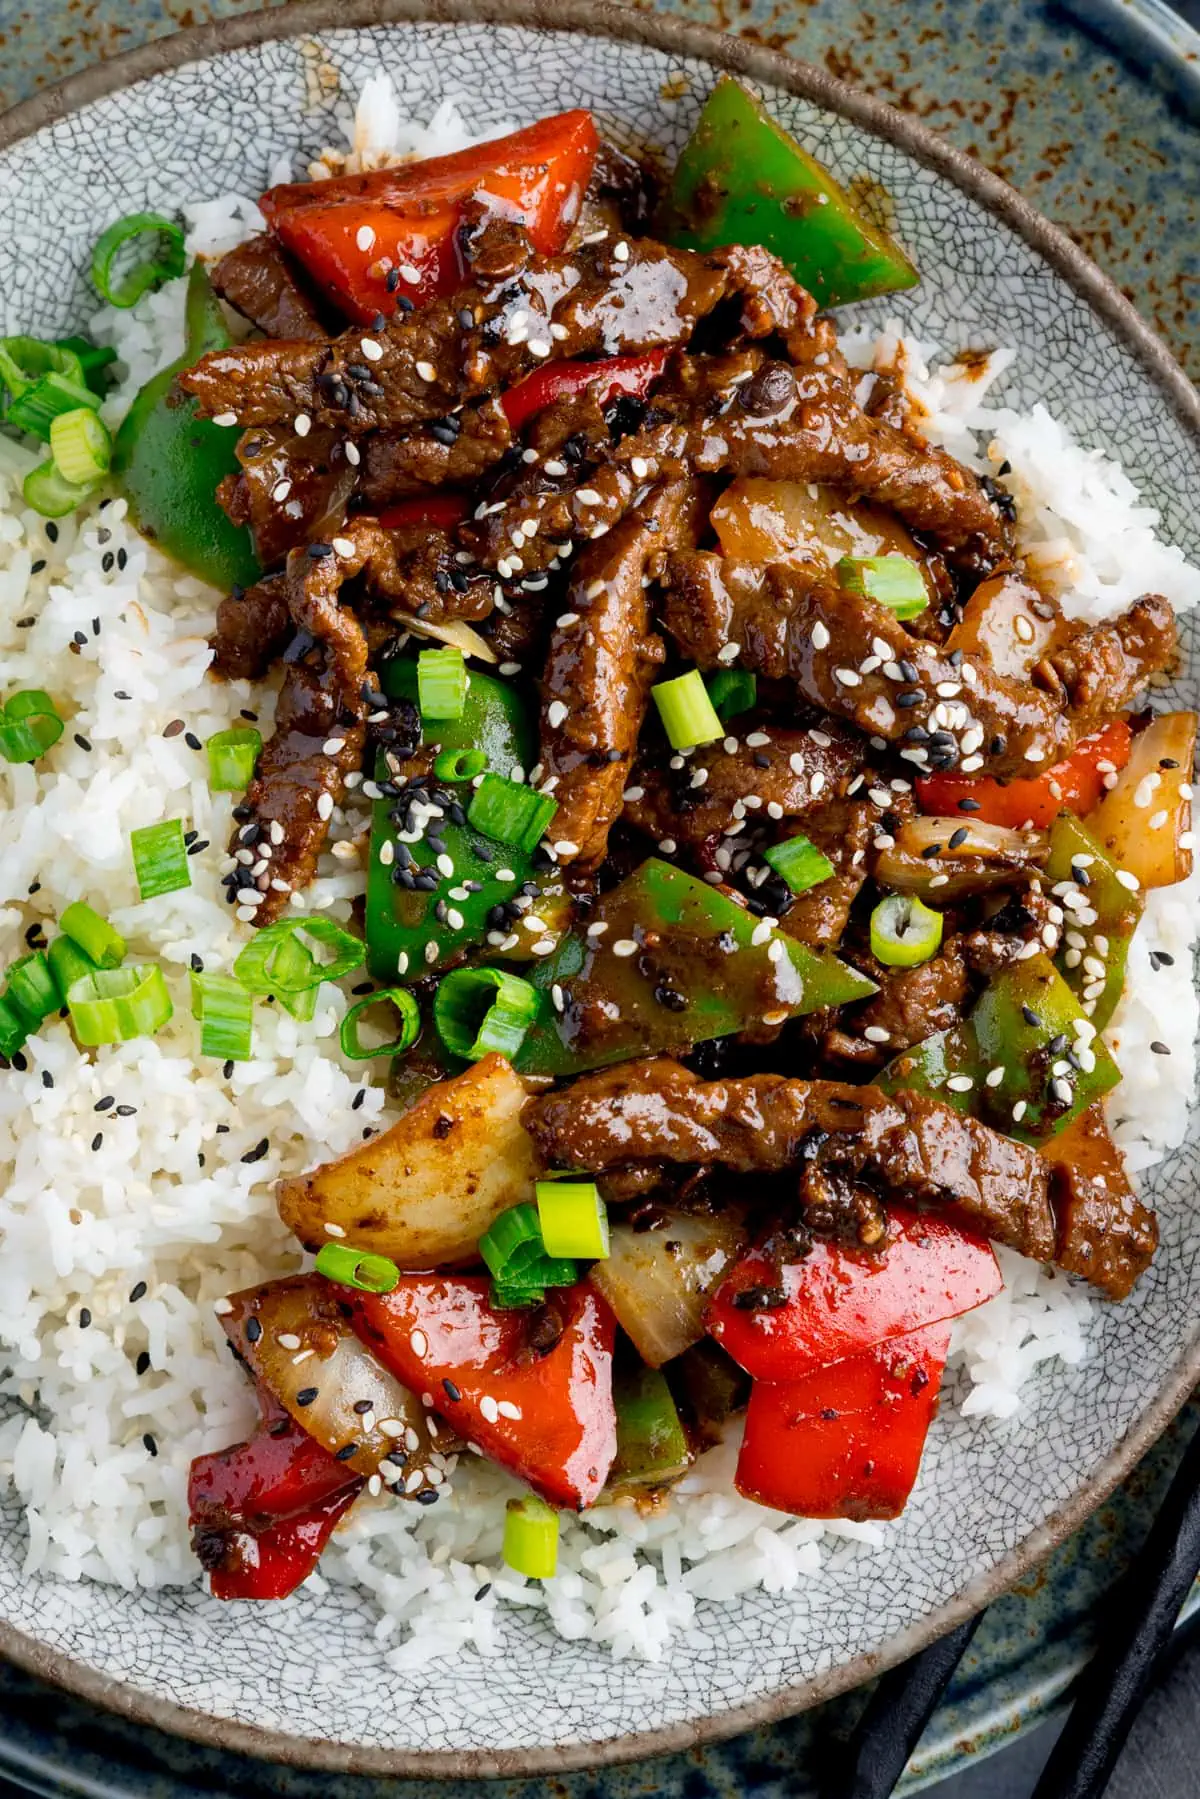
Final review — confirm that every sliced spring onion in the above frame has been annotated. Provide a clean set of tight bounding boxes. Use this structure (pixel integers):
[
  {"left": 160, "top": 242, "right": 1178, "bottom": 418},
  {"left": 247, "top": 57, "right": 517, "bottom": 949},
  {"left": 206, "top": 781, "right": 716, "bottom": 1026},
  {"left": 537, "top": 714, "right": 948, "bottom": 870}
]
[
  {"left": 490, "top": 1282, "right": 546, "bottom": 1310},
  {"left": 6, "top": 951, "right": 61, "bottom": 1028},
  {"left": 49, "top": 407, "right": 112, "bottom": 486},
  {"left": 339, "top": 988, "right": 420, "bottom": 1060},
  {"left": 536, "top": 1181, "right": 610, "bottom": 1261},
  {"left": 652, "top": 668, "right": 723, "bottom": 750},
  {"left": 503, "top": 1495, "right": 559, "bottom": 1579},
  {"left": 6, "top": 372, "right": 100, "bottom": 443},
  {"left": 705, "top": 668, "right": 757, "bottom": 722},
  {"left": 763, "top": 832, "right": 835, "bottom": 896},
  {"left": 266, "top": 930, "right": 319, "bottom": 1022},
  {"left": 315, "top": 1242, "right": 401, "bottom": 1294},
  {"left": 0, "top": 690, "right": 64, "bottom": 764},
  {"left": 59, "top": 900, "right": 125, "bottom": 970},
  {"left": 870, "top": 893, "right": 944, "bottom": 968},
  {"left": 466, "top": 772, "right": 558, "bottom": 853},
  {"left": 417, "top": 645, "right": 467, "bottom": 722},
  {"left": 206, "top": 726, "right": 262, "bottom": 792},
  {"left": 22, "top": 459, "right": 93, "bottom": 519},
  {"left": 434, "top": 965, "right": 538, "bottom": 1062},
  {"left": 0, "top": 994, "right": 28, "bottom": 1060},
  {"left": 536, "top": 1255, "right": 580, "bottom": 1288},
  {"left": 0, "top": 337, "right": 86, "bottom": 407},
  {"left": 55, "top": 336, "right": 117, "bottom": 396},
  {"left": 433, "top": 746, "right": 487, "bottom": 782},
  {"left": 479, "top": 1203, "right": 545, "bottom": 1282},
  {"left": 131, "top": 818, "right": 191, "bottom": 901},
  {"left": 190, "top": 971, "right": 254, "bottom": 1061},
  {"left": 67, "top": 964, "right": 173, "bottom": 1046},
  {"left": 836, "top": 554, "right": 928, "bottom": 620},
  {"left": 47, "top": 933, "right": 98, "bottom": 1001},
  {"left": 91, "top": 212, "right": 187, "bottom": 309},
  {"left": 233, "top": 917, "right": 365, "bottom": 996}
]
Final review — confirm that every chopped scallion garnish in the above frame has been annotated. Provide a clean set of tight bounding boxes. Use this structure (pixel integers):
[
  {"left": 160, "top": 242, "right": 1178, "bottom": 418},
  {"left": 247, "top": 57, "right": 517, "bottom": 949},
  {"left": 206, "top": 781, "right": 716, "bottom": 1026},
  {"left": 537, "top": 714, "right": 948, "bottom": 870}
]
[
  {"left": 67, "top": 964, "right": 173, "bottom": 1045},
  {"left": 479, "top": 1202, "right": 545, "bottom": 1283},
  {"left": 705, "top": 668, "right": 757, "bottom": 722},
  {"left": 233, "top": 917, "right": 365, "bottom": 997},
  {"left": 535, "top": 1181, "right": 610, "bottom": 1260},
  {"left": 206, "top": 726, "right": 262, "bottom": 792},
  {"left": 433, "top": 746, "right": 487, "bottom": 783},
  {"left": 6, "top": 951, "right": 61, "bottom": 1029},
  {"left": 59, "top": 901, "right": 125, "bottom": 970},
  {"left": 339, "top": 987, "right": 420, "bottom": 1060},
  {"left": 417, "top": 645, "right": 467, "bottom": 722},
  {"left": 763, "top": 833, "right": 835, "bottom": 895},
  {"left": 503, "top": 1495, "right": 559, "bottom": 1579},
  {"left": 131, "top": 818, "right": 191, "bottom": 901},
  {"left": 836, "top": 554, "right": 928, "bottom": 620},
  {"left": 22, "top": 460, "right": 92, "bottom": 520},
  {"left": 47, "top": 933, "right": 98, "bottom": 1000},
  {"left": 55, "top": 336, "right": 117, "bottom": 397},
  {"left": 49, "top": 407, "right": 112, "bottom": 486},
  {"left": 190, "top": 971, "right": 254, "bottom": 1061},
  {"left": 466, "top": 772, "right": 558, "bottom": 853},
  {"left": 0, "top": 690, "right": 64, "bottom": 764},
  {"left": 315, "top": 1242, "right": 400, "bottom": 1294},
  {"left": 91, "top": 212, "right": 187, "bottom": 309},
  {"left": 0, "top": 994, "right": 28, "bottom": 1060},
  {"left": 652, "top": 668, "right": 723, "bottom": 750},
  {"left": 6, "top": 372, "right": 100, "bottom": 443},
  {"left": 434, "top": 965, "right": 538, "bottom": 1062},
  {"left": 0, "top": 336, "right": 87, "bottom": 409},
  {"left": 870, "top": 893, "right": 944, "bottom": 968}
]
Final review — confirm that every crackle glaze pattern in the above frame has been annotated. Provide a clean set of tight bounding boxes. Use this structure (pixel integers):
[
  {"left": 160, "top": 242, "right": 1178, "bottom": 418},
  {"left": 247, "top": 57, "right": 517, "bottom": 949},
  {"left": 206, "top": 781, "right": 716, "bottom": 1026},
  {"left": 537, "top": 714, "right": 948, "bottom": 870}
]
[{"left": 1, "top": 17, "right": 1200, "bottom": 1769}]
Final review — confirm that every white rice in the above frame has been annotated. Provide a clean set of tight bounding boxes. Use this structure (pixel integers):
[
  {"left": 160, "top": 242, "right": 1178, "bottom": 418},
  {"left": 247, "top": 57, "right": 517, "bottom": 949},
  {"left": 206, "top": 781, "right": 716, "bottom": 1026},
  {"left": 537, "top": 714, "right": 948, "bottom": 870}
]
[{"left": 1, "top": 82, "right": 1198, "bottom": 1667}]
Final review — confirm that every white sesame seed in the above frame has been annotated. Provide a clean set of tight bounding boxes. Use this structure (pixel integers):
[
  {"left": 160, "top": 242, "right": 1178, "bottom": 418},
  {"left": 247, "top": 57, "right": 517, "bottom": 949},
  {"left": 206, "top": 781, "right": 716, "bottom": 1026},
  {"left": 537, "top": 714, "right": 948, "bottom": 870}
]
[
  {"left": 1012, "top": 1099, "right": 1028, "bottom": 1122},
  {"left": 812, "top": 621, "right": 831, "bottom": 650},
  {"left": 587, "top": 921, "right": 609, "bottom": 938},
  {"left": 271, "top": 479, "right": 292, "bottom": 502},
  {"left": 576, "top": 488, "right": 602, "bottom": 506},
  {"left": 547, "top": 700, "right": 568, "bottom": 729},
  {"left": 213, "top": 1297, "right": 233, "bottom": 1315},
  {"left": 360, "top": 336, "right": 384, "bottom": 362},
  {"left": 985, "top": 1066, "right": 1006, "bottom": 1087},
  {"left": 554, "top": 839, "right": 579, "bottom": 856},
  {"left": 1024, "top": 746, "right": 1045, "bottom": 763},
  {"left": 213, "top": 411, "right": 238, "bottom": 427},
  {"left": 550, "top": 321, "right": 569, "bottom": 340},
  {"left": 317, "top": 792, "right": 334, "bottom": 821},
  {"left": 544, "top": 459, "right": 567, "bottom": 477},
  {"left": 1115, "top": 868, "right": 1141, "bottom": 891},
  {"left": 946, "top": 1074, "right": 974, "bottom": 1092},
  {"left": 324, "top": 1221, "right": 347, "bottom": 1238},
  {"left": 322, "top": 737, "right": 345, "bottom": 756},
  {"left": 399, "top": 262, "right": 422, "bottom": 284},
  {"left": 397, "top": 951, "right": 409, "bottom": 976},
  {"left": 424, "top": 940, "right": 440, "bottom": 965},
  {"left": 690, "top": 768, "right": 710, "bottom": 789},
  {"left": 631, "top": 456, "right": 650, "bottom": 479},
  {"left": 612, "top": 938, "right": 638, "bottom": 957},
  {"left": 531, "top": 938, "right": 556, "bottom": 955},
  {"left": 750, "top": 920, "right": 773, "bottom": 947},
  {"left": 416, "top": 359, "right": 437, "bottom": 382},
  {"left": 344, "top": 439, "right": 361, "bottom": 466},
  {"left": 529, "top": 339, "right": 551, "bottom": 358},
  {"left": 446, "top": 907, "right": 465, "bottom": 930},
  {"left": 934, "top": 681, "right": 961, "bottom": 699},
  {"left": 717, "top": 642, "right": 741, "bottom": 664},
  {"left": 496, "top": 868, "right": 516, "bottom": 883},
  {"left": 556, "top": 612, "right": 580, "bottom": 628},
  {"left": 834, "top": 667, "right": 861, "bottom": 686},
  {"left": 479, "top": 1394, "right": 500, "bottom": 1424},
  {"left": 613, "top": 241, "right": 630, "bottom": 262},
  {"left": 863, "top": 1025, "right": 891, "bottom": 1043},
  {"left": 436, "top": 853, "right": 454, "bottom": 877},
  {"left": 497, "top": 1399, "right": 523, "bottom": 1420}
]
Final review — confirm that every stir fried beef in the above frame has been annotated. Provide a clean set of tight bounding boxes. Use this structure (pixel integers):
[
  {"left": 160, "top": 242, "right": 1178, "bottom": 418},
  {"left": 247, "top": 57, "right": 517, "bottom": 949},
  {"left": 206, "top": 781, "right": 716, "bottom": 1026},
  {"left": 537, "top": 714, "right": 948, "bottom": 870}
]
[
  {"left": 527, "top": 1057, "right": 1059, "bottom": 1266},
  {"left": 1039, "top": 594, "right": 1177, "bottom": 720},
  {"left": 826, "top": 940, "right": 971, "bottom": 1067},
  {"left": 538, "top": 479, "right": 697, "bottom": 869},
  {"left": 776, "top": 798, "right": 876, "bottom": 947},
  {"left": 624, "top": 721, "right": 865, "bottom": 853},
  {"left": 210, "top": 234, "right": 330, "bottom": 342},
  {"left": 661, "top": 554, "right": 1076, "bottom": 776},
  {"left": 211, "top": 573, "right": 291, "bottom": 681},
  {"left": 357, "top": 397, "right": 512, "bottom": 505},
  {"left": 181, "top": 238, "right": 736, "bottom": 432},
  {"left": 221, "top": 424, "right": 356, "bottom": 569}
]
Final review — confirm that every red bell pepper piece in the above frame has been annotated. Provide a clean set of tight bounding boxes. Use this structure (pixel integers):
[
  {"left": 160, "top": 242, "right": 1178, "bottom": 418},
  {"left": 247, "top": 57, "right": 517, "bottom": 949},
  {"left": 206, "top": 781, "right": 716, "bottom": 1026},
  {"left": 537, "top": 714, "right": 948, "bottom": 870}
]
[
  {"left": 262, "top": 111, "right": 599, "bottom": 323},
  {"left": 914, "top": 718, "right": 1133, "bottom": 831},
  {"left": 188, "top": 1409, "right": 362, "bottom": 1601},
  {"left": 706, "top": 1206, "right": 1000, "bottom": 1382},
  {"left": 499, "top": 347, "right": 670, "bottom": 435},
  {"left": 375, "top": 492, "right": 470, "bottom": 533},
  {"left": 735, "top": 1321, "right": 953, "bottom": 1520},
  {"left": 350, "top": 1277, "right": 617, "bottom": 1509}
]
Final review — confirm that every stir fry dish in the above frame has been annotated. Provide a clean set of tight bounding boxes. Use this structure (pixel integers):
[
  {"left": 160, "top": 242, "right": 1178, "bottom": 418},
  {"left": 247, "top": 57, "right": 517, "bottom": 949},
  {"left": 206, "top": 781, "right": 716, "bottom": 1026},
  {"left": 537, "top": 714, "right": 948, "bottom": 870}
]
[{"left": 1, "top": 80, "right": 1191, "bottom": 1605}]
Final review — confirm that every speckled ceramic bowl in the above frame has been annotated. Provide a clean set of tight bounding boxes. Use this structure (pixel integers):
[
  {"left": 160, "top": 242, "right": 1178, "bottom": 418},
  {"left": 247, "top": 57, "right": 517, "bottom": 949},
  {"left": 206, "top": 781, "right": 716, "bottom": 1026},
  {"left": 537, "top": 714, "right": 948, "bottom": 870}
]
[{"left": 2, "top": 0, "right": 1200, "bottom": 1778}]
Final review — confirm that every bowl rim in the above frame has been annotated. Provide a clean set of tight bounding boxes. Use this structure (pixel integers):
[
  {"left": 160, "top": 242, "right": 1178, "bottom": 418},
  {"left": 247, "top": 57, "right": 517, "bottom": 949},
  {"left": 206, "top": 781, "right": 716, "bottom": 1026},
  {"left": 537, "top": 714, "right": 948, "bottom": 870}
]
[{"left": 2, "top": 0, "right": 1199, "bottom": 1778}]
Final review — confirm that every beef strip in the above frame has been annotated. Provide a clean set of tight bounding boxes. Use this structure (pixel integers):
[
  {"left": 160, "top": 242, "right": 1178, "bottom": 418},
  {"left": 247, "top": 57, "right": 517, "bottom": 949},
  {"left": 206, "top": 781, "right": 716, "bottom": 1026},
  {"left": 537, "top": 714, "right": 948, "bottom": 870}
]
[
  {"left": 526, "top": 1057, "right": 1059, "bottom": 1266},
  {"left": 623, "top": 720, "right": 864, "bottom": 852},
  {"left": 776, "top": 798, "right": 875, "bottom": 948},
  {"left": 210, "top": 234, "right": 330, "bottom": 342},
  {"left": 960, "top": 879, "right": 1062, "bottom": 974},
  {"left": 463, "top": 460, "right": 641, "bottom": 580},
  {"left": 824, "top": 939, "right": 971, "bottom": 1068},
  {"left": 662, "top": 553, "right": 1075, "bottom": 777},
  {"left": 538, "top": 478, "right": 700, "bottom": 868},
  {"left": 181, "top": 237, "right": 736, "bottom": 432},
  {"left": 211, "top": 573, "right": 291, "bottom": 681},
  {"left": 607, "top": 348, "right": 1013, "bottom": 570},
  {"left": 229, "top": 543, "right": 369, "bottom": 924},
  {"left": 1036, "top": 594, "right": 1177, "bottom": 719},
  {"left": 1041, "top": 1103, "right": 1157, "bottom": 1301},
  {"left": 357, "top": 397, "right": 513, "bottom": 506},
  {"left": 220, "top": 425, "right": 356, "bottom": 569}
]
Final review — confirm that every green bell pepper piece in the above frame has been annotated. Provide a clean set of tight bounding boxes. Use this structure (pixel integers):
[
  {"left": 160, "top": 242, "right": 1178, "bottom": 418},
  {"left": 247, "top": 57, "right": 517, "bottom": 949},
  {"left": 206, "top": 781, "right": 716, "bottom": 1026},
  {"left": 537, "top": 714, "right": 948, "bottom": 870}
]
[
  {"left": 878, "top": 953, "right": 1121, "bottom": 1144},
  {"left": 1044, "top": 811, "right": 1143, "bottom": 1033},
  {"left": 608, "top": 1365, "right": 692, "bottom": 1494},
  {"left": 661, "top": 77, "right": 919, "bottom": 310},
  {"left": 514, "top": 857, "right": 875, "bottom": 1078},
  {"left": 364, "top": 658, "right": 538, "bottom": 983},
  {"left": 112, "top": 259, "right": 259, "bottom": 591}
]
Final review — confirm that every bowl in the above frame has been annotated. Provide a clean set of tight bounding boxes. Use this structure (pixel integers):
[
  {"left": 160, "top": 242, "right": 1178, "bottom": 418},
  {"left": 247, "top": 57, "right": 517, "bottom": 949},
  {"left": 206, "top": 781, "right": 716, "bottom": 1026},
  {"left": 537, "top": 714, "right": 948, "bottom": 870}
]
[{"left": 1, "top": 0, "right": 1199, "bottom": 1777}]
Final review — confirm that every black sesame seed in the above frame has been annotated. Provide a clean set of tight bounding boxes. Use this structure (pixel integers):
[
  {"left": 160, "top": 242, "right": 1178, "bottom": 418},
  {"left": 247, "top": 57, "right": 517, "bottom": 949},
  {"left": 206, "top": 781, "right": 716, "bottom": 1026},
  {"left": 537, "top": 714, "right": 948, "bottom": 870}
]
[
  {"left": 91, "top": 1132, "right": 103, "bottom": 1151},
  {"left": 74, "top": 733, "right": 92, "bottom": 752},
  {"left": 101, "top": 552, "right": 115, "bottom": 574},
  {"left": 947, "top": 827, "right": 969, "bottom": 849},
  {"left": 920, "top": 843, "right": 942, "bottom": 859},
  {"left": 163, "top": 719, "right": 185, "bottom": 739},
  {"left": 241, "top": 1138, "right": 269, "bottom": 1164},
  {"left": 187, "top": 839, "right": 210, "bottom": 856},
  {"left": 24, "top": 923, "right": 45, "bottom": 946},
  {"left": 1071, "top": 864, "right": 1091, "bottom": 888},
  {"left": 1021, "top": 1005, "right": 1042, "bottom": 1028},
  {"left": 1151, "top": 1041, "right": 1171, "bottom": 1055},
  {"left": 246, "top": 1316, "right": 263, "bottom": 1343},
  {"left": 335, "top": 1442, "right": 358, "bottom": 1462},
  {"left": 223, "top": 1060, "right": 234, "bottom": 1080},
  {"left": 117, "top": 548, "right": 128, "bottom": 571},
  {"left": 114, "top": 691, "right": 131, "bottom": 701},
  {"left": 142, "top": 1433, "right": 158, "bottom": 1457},
  {"left": 79, "top": 1307, "right": 92, "bottom": 1328},
  {"left": 16, "top": 617, "right": 35, "bottom": 628},
  {"left": 1046, "top": 1033, "right": 1068, "bottom": 1057},
  {"left": 129, "top": 1281, "right": 147, "bottom": 1303},
  {"left": 185, "top": 732, "right": 202, "bottom": 752},
  {"left": 95, "top": 1096, "right": 115, "bottom": 1112},
  {"left": 135, "top": 1350, "right": 151, "bottom": 1376},
  {"left": 190, "top": 953, "right": 204, "bottom": 973},
  {"left": 296, "top": 1387, "right": 318, "bottom": 1407},
  {"left": 896, "top": 691, "right": 924, "bottom": 709},
  {"left": 72, "top": 630, "right": 87, "bottom": 646},
  {"left": 115, "top": 1104, "right": 136, "bottom": 1117},
  {"left": 45, "top": 522, "right": 59, "bottom": 542},
  {"left": 442, "top": 1378, "right": 462, "bottom": 1402},
  {"left": 1157, "top": 950, "right": 1175, "bottom": 967},
  {"left": 352, "top": 1398, "right": 374, "bottom": 1415},
  {"left": 30, "top": 559, "right": 46, "bottom": 574},
  {"left": 474, "top": 1582, "right": 491, "bottom": 1601},
  {"left": 415, "top": 1488, "right": 439, "bottom": 1505},
  {"left": 10, "top": 1051, "right": 27, "bottom": 1072},
  {"left": 41, "top": 1070, "right": 53, "bottom": 1089},
  {"left": 352, "top": 1088, "right": 366, "bottom": 1111}
]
